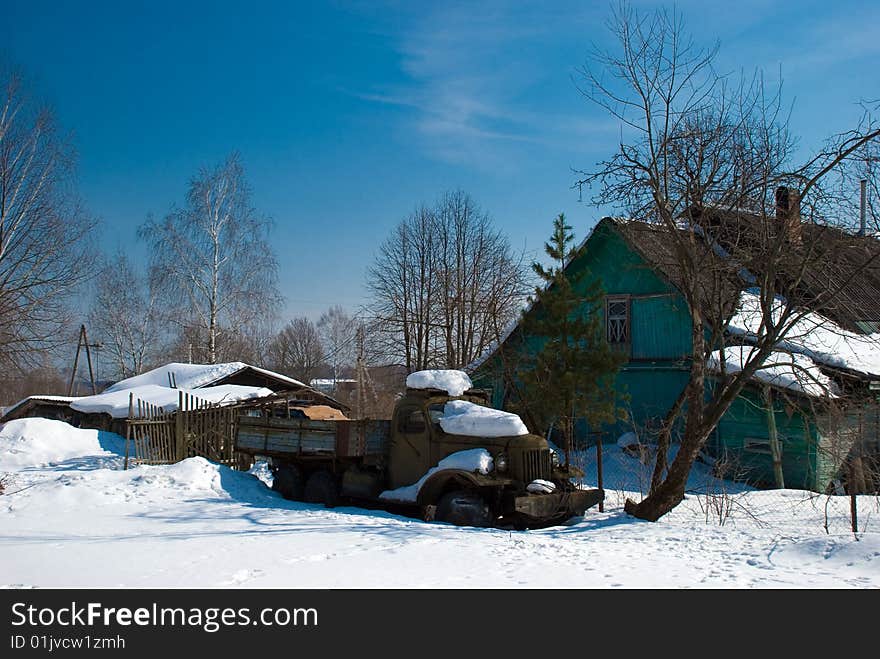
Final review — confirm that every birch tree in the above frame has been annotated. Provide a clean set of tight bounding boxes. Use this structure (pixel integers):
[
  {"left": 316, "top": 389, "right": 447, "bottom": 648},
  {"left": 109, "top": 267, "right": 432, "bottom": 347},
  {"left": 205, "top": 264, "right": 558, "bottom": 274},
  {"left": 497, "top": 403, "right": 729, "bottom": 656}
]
[
  {"left": 317, "top": 305, "right": 356, "bottom": 385},
  {"left": 139, "top": 153, "right": 280, "bottom": 364},
  {"left": 0, "top": 66, "right": 95, "bottom": 371}
]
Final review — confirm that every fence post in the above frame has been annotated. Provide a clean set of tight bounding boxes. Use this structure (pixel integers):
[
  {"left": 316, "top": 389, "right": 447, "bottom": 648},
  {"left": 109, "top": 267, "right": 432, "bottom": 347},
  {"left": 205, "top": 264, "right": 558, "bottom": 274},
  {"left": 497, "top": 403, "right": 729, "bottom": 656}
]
[
  {"left": 596, "top": 432, "right": 604, "bottom": 513},
  {"left": 176, "top": 390, "right": 185, "bottom": 462},
  {"left": 124, "top": 392, "right": 133, "bottom": 470}
]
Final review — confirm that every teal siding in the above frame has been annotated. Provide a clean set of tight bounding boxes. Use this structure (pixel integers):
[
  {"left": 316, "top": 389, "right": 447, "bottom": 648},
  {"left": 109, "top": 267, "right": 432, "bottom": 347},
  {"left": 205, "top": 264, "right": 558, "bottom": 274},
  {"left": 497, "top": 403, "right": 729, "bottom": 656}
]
[
  {"left": 570, "top": 223, "right": 673, "bottom": 297},
  {"left": 630, "top": 295, "right": 691, "bottom": 360},
  {"left": 713, "top": 389, "right": 819, "bottom": 490}
]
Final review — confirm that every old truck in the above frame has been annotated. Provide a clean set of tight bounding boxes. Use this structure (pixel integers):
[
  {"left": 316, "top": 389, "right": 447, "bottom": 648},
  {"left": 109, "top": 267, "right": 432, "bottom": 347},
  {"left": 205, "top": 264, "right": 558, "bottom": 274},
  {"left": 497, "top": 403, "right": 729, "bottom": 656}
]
[{"left": 235, "top": 370, "right": 603, "bottom": 528}]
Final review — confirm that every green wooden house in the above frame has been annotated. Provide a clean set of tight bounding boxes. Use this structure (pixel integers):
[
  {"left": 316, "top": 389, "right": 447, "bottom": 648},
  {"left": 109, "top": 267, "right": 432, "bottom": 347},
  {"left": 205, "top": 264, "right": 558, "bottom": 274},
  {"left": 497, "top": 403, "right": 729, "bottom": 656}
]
[{"left": 471, "top": 215, "right": 880, "bottom": 493}]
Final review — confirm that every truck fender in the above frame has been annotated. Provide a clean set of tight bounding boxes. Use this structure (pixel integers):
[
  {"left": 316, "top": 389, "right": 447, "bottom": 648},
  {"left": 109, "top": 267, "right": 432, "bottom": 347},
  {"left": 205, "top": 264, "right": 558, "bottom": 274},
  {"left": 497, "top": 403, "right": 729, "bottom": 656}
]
[{"left": 416, "top": 469, "right": 488, "bottom": 508}]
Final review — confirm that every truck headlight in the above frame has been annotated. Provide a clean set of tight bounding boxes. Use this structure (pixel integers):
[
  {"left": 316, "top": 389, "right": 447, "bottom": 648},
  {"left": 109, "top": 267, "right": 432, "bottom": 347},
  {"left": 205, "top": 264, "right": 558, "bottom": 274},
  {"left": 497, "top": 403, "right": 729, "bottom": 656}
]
[
  {"left": 495, "top": 453, "right": 508, "bottom": 473},
  {"left": 550, "top": 450, "right": 560, "bottom": 468}
]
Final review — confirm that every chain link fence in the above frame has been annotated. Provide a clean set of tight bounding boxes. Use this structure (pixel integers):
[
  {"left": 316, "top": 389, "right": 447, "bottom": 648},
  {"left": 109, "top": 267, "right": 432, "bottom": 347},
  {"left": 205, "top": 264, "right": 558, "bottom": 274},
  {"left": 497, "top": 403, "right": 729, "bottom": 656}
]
[{"left": 569, "top": 442, "right": 880, "bottom": 534}]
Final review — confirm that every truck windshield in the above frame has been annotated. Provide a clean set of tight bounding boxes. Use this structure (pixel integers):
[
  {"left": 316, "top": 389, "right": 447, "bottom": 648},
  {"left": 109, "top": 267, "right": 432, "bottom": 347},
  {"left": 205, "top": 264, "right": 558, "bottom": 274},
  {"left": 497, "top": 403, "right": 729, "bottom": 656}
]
[{"left": 427, "top": 403, "right": 445, "bottom": 424}]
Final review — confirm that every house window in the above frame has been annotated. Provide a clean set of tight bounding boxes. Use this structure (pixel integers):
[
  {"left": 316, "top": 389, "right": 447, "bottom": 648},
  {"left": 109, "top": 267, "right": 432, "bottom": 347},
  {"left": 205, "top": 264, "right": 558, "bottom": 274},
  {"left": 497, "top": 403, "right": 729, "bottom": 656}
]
[{"left": 606, "top": 297, "right": 630, "bottom": 345}]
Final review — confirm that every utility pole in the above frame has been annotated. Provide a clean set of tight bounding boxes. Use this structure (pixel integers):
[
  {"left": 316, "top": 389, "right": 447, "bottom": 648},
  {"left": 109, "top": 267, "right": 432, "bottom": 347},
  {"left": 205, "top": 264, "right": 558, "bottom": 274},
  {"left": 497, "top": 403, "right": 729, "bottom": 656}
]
[
  {"left": 354, "top": 322, "right": 379, "bottom": 419},
  {"left": 355, "top": 324, "right": 365, "bottom": 420},
  {"left": 67, "top": 324, "right": 101, "bottom": 396}
]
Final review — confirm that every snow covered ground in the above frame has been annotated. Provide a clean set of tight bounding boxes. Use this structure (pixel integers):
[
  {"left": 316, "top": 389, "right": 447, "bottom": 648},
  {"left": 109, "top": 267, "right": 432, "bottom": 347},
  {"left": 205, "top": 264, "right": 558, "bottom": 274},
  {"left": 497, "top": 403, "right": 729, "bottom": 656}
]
[{"left": 1, "top": 418, "right": 877, "bottom": 588}]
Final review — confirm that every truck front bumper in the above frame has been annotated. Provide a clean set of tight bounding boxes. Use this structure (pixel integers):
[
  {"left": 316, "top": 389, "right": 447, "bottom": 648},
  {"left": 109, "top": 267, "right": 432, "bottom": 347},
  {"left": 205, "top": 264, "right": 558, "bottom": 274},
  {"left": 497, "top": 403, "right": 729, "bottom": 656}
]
[{"left": 512, "top": 488, "right": 604, "bottom": 522}]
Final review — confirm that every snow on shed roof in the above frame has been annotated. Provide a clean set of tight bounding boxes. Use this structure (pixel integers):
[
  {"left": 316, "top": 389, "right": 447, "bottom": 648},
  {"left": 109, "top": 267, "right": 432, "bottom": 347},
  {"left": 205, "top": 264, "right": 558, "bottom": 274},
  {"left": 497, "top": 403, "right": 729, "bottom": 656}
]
[
  {"left": 70, "top": 384, "right": 274, "bottom": 419},
  {"left": 104, "top": 362, "right": 307, "bottom": 393},
  {"left": 0, "top": 395, "right": 79, "bottom": 423}
]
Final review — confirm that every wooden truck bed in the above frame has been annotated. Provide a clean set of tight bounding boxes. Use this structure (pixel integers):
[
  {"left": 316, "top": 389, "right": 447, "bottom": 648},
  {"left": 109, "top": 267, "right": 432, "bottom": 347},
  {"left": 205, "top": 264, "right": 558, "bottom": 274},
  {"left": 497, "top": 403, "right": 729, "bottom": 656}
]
[{"left": 236, "top": 415, "right": 391, "bottom": 459}]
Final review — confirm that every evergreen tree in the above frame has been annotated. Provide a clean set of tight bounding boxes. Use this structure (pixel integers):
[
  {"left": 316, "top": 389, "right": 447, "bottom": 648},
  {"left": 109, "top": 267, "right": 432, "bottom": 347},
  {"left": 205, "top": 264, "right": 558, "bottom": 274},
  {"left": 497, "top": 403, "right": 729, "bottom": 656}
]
[{"left": 514, "top": 213, "right": 625, "bottom": 463}]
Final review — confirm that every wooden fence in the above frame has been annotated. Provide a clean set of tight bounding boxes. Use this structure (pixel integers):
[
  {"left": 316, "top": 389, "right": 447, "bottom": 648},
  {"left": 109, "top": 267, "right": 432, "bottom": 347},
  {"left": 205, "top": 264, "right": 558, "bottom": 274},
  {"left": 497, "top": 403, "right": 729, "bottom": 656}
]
[{"left": 124, "top": 391, "right": 243, "bottom": 469}]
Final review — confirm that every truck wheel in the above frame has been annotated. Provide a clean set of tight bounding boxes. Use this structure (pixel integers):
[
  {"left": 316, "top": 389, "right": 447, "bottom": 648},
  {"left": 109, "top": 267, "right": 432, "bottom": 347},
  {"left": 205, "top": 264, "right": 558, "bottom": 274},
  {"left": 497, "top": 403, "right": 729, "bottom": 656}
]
[
  {"left": 272, "top": 465, "right": 304, "bottom": 501},
  {"left": 304, "top": 470, "right": 339, "bottom": 508},
  {"left": 435, "top": 490, "right": 493, "bottom": 528}
]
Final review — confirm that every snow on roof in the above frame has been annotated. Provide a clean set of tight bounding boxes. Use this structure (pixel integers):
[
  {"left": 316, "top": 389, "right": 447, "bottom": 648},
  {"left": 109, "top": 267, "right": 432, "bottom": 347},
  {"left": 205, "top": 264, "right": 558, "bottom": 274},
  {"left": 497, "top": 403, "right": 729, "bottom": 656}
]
[
  {"left": 438, "top": 400, "right": 529, "bottom": 437},
  {"left": 406, "top": 370, "right": 473, "bottom": 396},
  {"left": 1, "top": 395, "right": 79, "bottom": 421},
  {"left": 709, "top": 346, "right": 838, "bottom": 398},
  {"left": 70, "top": 384, "right": 274, "bottom": 419},
  {"left": 309, "top": 379, "right": 357, "bottom": 386},
  {"left": 378, "top": 448, "right": 494, "bottom": 502},
  {"left": 728, "top": 290, "right": 880, "bottom": 378},
  {"left": 104, "top": 362, "right": 306, "bottom": 394}
]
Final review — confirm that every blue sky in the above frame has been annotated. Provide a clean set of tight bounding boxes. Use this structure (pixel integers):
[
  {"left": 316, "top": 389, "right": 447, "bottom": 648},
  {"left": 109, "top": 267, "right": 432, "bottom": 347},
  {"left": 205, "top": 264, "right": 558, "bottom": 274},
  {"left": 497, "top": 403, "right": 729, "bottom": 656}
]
[{"left": 2, "top": 0, "right": 877, "bottom": 321}]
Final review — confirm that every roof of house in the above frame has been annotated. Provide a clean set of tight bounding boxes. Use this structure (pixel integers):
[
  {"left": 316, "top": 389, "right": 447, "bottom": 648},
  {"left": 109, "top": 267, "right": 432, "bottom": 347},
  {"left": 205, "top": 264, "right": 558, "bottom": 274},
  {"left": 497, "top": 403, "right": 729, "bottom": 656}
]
[{"left": 681, "top": 206, "right": 880, "bottom": 333}]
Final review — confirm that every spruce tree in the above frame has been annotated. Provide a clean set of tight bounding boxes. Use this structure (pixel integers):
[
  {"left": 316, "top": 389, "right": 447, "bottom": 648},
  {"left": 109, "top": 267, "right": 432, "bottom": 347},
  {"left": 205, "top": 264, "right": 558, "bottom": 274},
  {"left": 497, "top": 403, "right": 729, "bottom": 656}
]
[{"left": 515, "top": 213, "right": 625, "bottom": 464}]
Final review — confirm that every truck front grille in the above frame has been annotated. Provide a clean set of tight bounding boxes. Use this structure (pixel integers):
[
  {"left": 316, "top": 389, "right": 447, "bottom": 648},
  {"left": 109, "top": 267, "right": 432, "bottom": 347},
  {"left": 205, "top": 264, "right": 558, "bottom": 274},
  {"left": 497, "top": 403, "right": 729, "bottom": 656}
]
[{"left": 521, "top": 449, "right": 552, "bottom": 483}]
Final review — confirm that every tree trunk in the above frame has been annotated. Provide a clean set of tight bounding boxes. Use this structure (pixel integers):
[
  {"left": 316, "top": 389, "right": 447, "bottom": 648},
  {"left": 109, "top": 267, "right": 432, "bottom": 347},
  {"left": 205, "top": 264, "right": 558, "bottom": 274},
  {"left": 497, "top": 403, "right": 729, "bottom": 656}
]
[
  {"left": 627, "top": 314, "right": 709, "bottom": 521},
  {"left": 763, "top": 386, "right": 785, "bottom": 488},
  {"left": 650, "top": 386, "right": 687, "bottom": 495}
]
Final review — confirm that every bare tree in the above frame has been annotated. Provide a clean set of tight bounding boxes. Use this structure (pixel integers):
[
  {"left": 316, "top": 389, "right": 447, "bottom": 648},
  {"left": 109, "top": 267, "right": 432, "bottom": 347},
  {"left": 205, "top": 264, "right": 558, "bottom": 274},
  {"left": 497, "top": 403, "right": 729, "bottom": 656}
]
[
  {"left": 88, "top": 252, "right": 160, "bottom": 380},
  {"left": 267, "top": 317, "right": 324, "bottom": 384},
  {"left": 576, "top": 4, "right": 880, "bottom": 521},
  {"left": 0, "top": 65, "right": 96, "bottom": 372},
  {"left": 434, "top": 190, "right": 529, "bottom": 368},
  {"left": 317, "top": 305, "right": 356, "bottom": 385},
  {"left": 368, "top": 205, "right": 439, "bottom": 370},
  {"left": 138, "top": 153, "right": 280, "bottom": 364},
  {"left": 368, "top": 191, "right": 529, "bottom": 371}
]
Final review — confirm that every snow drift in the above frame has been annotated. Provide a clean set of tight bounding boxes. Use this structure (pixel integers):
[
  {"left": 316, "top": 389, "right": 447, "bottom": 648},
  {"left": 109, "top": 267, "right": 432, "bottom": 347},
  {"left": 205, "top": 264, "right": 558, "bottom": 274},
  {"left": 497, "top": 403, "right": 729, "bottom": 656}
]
[{"left": 0, "top": 418, "right": 118, "bottom": 470}]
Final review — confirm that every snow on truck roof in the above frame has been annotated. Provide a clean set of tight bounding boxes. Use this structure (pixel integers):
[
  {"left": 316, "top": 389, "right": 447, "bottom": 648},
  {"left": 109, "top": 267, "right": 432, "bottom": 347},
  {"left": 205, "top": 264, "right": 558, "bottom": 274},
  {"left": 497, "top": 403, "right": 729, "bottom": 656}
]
[
  {"left": 438, "top": 400, "right": 529, "bottom": 438},
  {"left": 405, "top": 370, "right": 529, "bottom": 437},
  {"left": 405, "top": 370, "right": 474, "bottom": 396}
]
